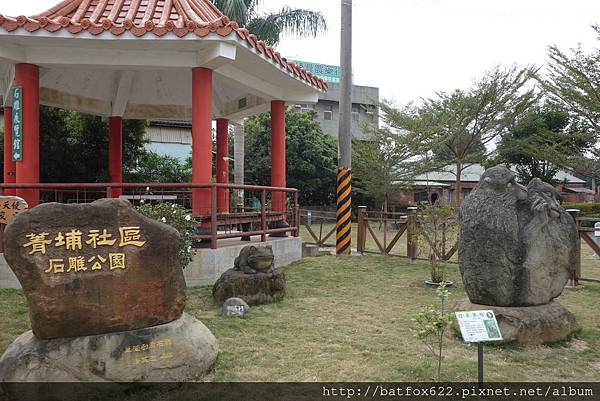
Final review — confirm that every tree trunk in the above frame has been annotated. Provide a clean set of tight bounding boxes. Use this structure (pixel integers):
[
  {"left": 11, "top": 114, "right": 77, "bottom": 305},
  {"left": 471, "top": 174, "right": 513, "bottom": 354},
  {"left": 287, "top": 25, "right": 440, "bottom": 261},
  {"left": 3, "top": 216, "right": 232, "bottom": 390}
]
[{"left": 454, "top": 161, "right": 462, "bottom": 206}]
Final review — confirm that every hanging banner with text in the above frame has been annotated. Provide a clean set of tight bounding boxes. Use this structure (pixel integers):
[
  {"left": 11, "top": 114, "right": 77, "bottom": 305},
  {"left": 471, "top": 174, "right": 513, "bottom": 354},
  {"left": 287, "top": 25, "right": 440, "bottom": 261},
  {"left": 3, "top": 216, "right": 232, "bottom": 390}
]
[
  {"left": 455, "top": 310, "right": 503, "bottom": 342},
  {"left": 11, "top": 86, "right": 23, "bottom": 161}
]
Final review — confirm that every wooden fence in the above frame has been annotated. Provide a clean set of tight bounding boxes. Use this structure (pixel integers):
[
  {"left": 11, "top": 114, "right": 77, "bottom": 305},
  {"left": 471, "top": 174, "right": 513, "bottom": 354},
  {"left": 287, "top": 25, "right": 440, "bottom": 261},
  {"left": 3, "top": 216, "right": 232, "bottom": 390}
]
[
  {"left": 300, "top": 207, "right": 458, "bottom": 262},
  {"left": 301, "top": 207, "right": 599, "bottom": 286},
  {"left": 567, "top": 209, "right": 600, "bottom": 286},
  {"left": 300, "top": 209, "right": 337, "bottom": 248},
  {"left": 356, "top": 206, "right": 458, "bottom": 262}
]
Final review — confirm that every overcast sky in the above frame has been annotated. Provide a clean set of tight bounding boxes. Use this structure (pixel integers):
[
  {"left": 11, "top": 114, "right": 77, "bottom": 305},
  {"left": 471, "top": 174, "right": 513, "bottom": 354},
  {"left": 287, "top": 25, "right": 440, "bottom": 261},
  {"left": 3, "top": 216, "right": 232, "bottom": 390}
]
[{"left": 3, "top": 0, "right": 600, "bottom": 104}]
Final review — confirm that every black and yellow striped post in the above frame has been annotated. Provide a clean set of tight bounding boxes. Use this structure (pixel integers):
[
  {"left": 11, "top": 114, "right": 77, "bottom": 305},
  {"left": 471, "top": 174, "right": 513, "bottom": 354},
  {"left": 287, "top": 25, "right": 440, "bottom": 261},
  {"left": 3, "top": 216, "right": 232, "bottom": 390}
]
[
  {"left": 337, "top": 0, "right": 353, "bottom": 255},
  {"left": 336, "top": 167, "right": 352, "bottom": 255}
]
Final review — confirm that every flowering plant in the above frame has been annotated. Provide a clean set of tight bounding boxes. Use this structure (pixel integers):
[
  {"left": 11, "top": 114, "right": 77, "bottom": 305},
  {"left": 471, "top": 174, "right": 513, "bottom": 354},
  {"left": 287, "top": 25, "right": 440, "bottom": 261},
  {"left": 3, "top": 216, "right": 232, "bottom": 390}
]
[{"left": 136, "top": 202, "right": 195, "bottom": 269}]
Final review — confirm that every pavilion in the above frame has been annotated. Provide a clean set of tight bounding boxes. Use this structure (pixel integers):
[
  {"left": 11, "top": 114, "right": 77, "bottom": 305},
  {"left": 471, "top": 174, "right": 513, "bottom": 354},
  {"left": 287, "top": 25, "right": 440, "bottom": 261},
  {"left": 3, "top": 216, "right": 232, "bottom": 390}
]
[{"left": 0, "top": 0, "right": 328, "bottom": 218}]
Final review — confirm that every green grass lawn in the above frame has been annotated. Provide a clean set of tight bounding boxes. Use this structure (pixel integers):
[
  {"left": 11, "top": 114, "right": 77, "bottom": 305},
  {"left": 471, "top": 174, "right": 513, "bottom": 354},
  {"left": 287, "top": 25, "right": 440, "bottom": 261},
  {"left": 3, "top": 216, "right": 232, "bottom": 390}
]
[{"left": 1, "top": 255, "right": 599, "bottom": 382}]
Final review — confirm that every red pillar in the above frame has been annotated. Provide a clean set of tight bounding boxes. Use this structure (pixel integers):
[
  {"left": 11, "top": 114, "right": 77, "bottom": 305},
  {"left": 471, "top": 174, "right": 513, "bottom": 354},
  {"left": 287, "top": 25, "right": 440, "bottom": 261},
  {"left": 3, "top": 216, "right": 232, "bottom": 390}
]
[
  {"left": 216, "top": 118, "right": 230, "bottom": 213},
  {"left": 3, "top": 107, "right": 16, "bottom": 196},
  {"left": 191, "top": 67, "right": 213, "bottom": 216},
  {"left": 15, "top": 64, "right": 39, "bottom": 207},
  {"left": 108, "top": 116, "right": 123, "bottom": 198},
  {"left": 271, "top": 100, "right": 286, "bottom": 212}
]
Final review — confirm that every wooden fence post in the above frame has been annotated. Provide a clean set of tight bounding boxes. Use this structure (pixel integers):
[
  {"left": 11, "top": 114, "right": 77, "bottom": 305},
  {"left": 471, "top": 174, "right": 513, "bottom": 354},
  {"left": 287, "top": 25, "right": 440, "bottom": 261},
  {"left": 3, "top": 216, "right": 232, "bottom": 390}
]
[
  {"left": 566, "top": 209, "right": 581, "bottom": 287},
  {"left": 357, "top": 206, "right": 367, "bottom": 253},
  {"left": 407, "top": 207, "right": 418, "bottom": 261}
]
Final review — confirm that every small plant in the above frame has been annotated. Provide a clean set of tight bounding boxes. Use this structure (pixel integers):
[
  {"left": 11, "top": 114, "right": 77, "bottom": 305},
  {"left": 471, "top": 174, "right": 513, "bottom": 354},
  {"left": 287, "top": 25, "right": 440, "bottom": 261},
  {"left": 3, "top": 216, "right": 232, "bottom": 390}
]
[
  {"left": 411, "top": 282, "right": 454, "bottom": 381},
  {"left": 416, "top": 203, "right": 459, "bottom": 283},
  {"left": 136, "top": 202, "right": 195, "bottom": 269}
]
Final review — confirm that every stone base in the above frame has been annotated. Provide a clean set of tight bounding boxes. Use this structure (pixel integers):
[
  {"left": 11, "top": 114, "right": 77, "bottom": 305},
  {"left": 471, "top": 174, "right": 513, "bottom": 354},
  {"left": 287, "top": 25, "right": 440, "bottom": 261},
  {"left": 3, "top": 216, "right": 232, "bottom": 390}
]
[
  {"left": 0, "top": 312, "right": 218, "bottom": 383},
  {"left": 212, "top": 268, "right": 285, "bottom": 305},
  {"left": 452, "top": 299, "right": 578, "bottom": 345},
  {"left": 302, "top": 243, "right": 320, "bottom": 257}
]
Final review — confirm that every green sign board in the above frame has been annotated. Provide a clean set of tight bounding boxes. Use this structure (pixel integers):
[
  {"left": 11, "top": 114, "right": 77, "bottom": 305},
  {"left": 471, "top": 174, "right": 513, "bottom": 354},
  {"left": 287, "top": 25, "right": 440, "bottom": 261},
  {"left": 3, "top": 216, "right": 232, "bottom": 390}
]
[
  {"left": 293, "top": 60, "right": 340, "bottom": 83},
  {"left": 11, "top": 87, "right": 22, "bottom": 161}
]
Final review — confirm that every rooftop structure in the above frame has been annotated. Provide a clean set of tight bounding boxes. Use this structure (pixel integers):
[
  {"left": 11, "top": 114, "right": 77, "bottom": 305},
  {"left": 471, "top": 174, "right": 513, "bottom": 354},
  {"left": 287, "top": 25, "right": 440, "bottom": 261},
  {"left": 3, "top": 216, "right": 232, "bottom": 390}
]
[
  {"left": 413, "top": 163, "right": 585, "bottom": 185},
  {"left": 0, "top": 0, "right": 327, "bottom": 249}
]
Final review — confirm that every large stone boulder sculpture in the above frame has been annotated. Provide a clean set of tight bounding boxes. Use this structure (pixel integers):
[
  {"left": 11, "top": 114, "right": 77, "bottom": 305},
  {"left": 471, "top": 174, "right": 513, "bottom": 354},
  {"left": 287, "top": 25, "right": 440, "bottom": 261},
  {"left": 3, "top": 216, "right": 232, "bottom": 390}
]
[
  {"left": 458, "top": 166, "right": 577, "bottom": 307},
  {"left": 0, "top": 199, "right": 217, "bottom": 387},
  {"left": 3, "top": 199, "right": 186, "bottom": 339},
  {"left": 456, "top": 165, "right": 578, "bottom": 344},
  {"left": 213, "top": 245, "right": 286, "bottom": 304}
]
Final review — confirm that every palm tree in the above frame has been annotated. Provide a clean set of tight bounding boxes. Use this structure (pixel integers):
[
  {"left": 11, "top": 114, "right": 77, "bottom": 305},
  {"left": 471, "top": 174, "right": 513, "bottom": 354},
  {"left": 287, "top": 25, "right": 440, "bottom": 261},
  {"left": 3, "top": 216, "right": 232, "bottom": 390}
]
[{"left": 211, "top": 0, "right": 327, "bottom": 46}]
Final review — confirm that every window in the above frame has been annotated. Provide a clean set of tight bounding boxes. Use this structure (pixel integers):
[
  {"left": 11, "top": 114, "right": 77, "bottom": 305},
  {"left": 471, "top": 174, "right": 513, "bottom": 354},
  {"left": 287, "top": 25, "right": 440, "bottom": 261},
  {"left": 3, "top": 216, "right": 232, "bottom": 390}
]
[
  {"left": 365, "top": 106, "right": 376, "bottom": 122},
  {"left": 324, "top": 104, "right": 333, "bottom": 121},
  {"left": 352, "top": 105, "right": 360, "bottom": 123},
  {"left": 296, "top": 104, "right": 311, "bottom": 113}
]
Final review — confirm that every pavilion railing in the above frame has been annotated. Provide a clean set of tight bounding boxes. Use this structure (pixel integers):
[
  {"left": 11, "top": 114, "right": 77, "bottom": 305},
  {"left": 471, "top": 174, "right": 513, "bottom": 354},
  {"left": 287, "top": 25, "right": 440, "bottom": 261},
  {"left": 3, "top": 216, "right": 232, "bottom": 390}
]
[{"left": 0, "top": 182, "right": 299, "bottom": 250}]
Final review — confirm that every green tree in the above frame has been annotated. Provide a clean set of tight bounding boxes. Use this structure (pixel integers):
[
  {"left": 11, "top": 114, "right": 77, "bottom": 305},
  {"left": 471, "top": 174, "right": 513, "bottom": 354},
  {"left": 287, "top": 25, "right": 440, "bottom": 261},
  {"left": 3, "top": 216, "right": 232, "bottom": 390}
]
[
  {"left": 127, "top": 152, "right": 191, "bottom": 183},
  {"left": 244, "top": 108, "right": 337, "bottom": 206},
  {"left": 39, "top": 106, "right": 148, "bottom": 183},
  {"left": 542, "top": 26, "right": 600, "bottom": 133},
  {"left": 539, "top": 25, "right": 600, "bottom": 179},
  {"left": 492, "top": 104, "right": 595, "bottom": 184},
  {"left": 211, "top": 0, "right": 327, "bottom": 46},
  {"left": 353, "top": 101, "right": 421, "bottom": 213},
  {"left": 395, "top": 66, "right": 537, "bottom": 204}
]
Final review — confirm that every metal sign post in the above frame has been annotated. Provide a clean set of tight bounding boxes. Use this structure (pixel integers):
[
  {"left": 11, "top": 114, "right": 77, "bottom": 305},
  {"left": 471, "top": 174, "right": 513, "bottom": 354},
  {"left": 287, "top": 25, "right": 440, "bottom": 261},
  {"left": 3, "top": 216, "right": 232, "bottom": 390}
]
[
  {"left": 455, "top": 310, "right": 502, "bottom": 386},
  {"left": 477, "top": 342, "right": 484, "bottom": 386}
]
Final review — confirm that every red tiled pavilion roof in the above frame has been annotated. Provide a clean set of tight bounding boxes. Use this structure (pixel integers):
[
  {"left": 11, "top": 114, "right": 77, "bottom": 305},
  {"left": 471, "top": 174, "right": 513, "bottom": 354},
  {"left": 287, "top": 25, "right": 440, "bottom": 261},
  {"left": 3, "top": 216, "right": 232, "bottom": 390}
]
[{"left": 0, "top": 0, "right": 328, "bottom": 91}]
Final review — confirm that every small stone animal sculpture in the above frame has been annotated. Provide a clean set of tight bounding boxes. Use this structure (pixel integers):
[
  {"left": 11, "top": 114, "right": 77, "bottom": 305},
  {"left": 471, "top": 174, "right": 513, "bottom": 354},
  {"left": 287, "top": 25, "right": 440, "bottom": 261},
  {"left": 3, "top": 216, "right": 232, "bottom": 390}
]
[
  {"left": 233, "top": 245, "right": 275, "bottom": 274},
  {"left": 459, "top": 166, "right": 577, "bottom": 307}
]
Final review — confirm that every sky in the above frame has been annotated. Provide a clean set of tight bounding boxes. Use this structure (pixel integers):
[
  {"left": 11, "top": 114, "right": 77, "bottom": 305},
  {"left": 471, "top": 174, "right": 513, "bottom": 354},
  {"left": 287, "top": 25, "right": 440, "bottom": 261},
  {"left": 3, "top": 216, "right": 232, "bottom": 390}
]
[{"left": 3, "top": 0, "right": 600, "bottom": 105}]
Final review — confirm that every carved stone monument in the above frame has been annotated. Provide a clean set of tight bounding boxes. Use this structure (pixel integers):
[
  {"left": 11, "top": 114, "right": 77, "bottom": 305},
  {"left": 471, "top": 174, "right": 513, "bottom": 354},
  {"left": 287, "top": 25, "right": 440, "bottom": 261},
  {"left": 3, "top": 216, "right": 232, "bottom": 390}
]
[
  {"left": 456, "top": 166, "right": 578, "bottom": 344},
  {"left": 0, "top": 199, "right": 218, "bottom": 384},
  {"left": 0, "top": 196, "right": 28, "bottom": 226},
  {"left": 212, "top": 245, "right": 286, "bottom": 304}
]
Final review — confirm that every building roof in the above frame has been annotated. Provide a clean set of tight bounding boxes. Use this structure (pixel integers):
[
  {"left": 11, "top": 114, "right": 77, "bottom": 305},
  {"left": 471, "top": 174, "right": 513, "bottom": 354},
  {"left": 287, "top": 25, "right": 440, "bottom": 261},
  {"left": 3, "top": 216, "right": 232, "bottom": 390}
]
[
  {"left": 414, "top": 164, "right": 586, "bottom": 185},
  {"left": 412, "top": 180, "right": 450, "bottom": 188},
  {"left": 150, "top": 118, "right": 192, "bottom": 128},
  {"left": 562, "top": 186, "right": 595, "bottom": 194},
  {"left": 0, "top": 0, "right": 327, "bottom": 91}
]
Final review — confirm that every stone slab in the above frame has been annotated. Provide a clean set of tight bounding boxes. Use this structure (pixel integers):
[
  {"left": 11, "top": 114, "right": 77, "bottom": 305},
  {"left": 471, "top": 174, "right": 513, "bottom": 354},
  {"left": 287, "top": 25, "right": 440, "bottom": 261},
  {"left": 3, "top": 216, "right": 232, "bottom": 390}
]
[
  {"left": 452, "top": 298, "right": 578, "bottom": 345},
  {"left": 222, "top": 297, "right": 250, "bottom": 317},
  {"left": 0, "top": 312, "right": 217, "bottom": 383}
]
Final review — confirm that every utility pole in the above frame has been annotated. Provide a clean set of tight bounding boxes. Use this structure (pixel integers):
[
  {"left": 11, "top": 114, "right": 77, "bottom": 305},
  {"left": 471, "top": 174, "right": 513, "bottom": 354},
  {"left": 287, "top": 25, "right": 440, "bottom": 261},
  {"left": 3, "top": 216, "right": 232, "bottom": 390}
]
[{"left": 336, "top": 0, "right": 352, "bottom": 255}]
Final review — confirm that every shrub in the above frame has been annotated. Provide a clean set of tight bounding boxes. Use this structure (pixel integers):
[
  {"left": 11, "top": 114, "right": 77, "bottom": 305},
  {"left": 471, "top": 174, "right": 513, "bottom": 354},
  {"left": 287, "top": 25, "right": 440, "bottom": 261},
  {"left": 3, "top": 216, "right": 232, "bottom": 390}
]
[
  {"left": 561, "top": 202, "right": 600, "bottom": 216},
  {"left": 136, "top": 202, "right": 195, "bottom": 269},
  {"left": 562, "top": 202, "right": 600, "bottom": 227},
  {"left": 411, "top": 282, "right": 454, "bottom": 381},
  {"left": 416, "top": 203, "right": 459, "bottom": 283}
]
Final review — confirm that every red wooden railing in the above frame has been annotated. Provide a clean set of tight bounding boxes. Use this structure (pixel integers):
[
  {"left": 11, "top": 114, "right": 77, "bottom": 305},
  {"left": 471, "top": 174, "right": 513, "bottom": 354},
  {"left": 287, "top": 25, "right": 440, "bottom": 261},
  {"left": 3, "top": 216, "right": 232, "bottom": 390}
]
[{"left": 0, "top": 182, "right": 299, "bottom": 250}]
